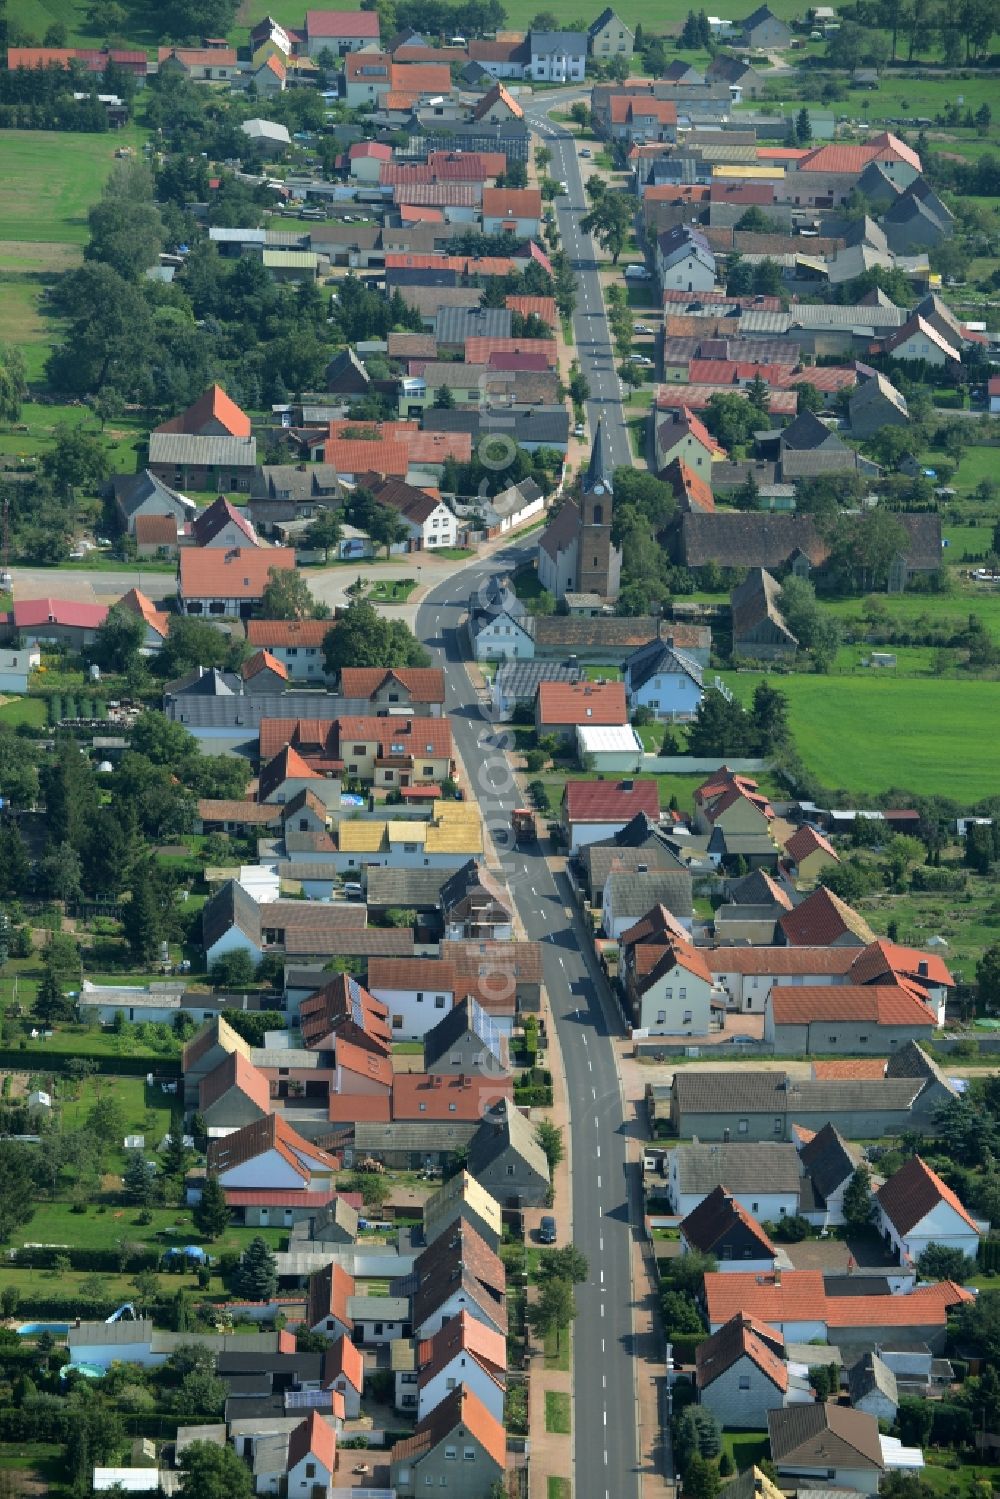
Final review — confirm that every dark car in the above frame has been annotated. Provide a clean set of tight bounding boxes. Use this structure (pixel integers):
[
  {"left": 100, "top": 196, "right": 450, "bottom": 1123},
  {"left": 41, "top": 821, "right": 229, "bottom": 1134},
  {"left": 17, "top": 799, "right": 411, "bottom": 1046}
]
[{"left": 538, "top": 1215, "right": 557, "bottom": 1244}]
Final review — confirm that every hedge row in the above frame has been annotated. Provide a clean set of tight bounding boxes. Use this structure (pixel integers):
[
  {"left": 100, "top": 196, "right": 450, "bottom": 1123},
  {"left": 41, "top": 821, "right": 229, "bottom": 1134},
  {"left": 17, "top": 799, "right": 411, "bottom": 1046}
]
[
  {"left": 7, "top": 1296, "right": 172, "bottom": 1321},
  {"left": 12, "top": 1246, "right": 161, "bottom": 1273},
  {"left": 0, "top": 1048, "right": 180, "bottom": 1078}
]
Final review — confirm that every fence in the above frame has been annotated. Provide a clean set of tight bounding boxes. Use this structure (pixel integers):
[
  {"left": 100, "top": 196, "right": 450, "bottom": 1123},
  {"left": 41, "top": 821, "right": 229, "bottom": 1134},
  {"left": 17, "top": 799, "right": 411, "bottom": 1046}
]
[{"left": 640, "top": 756, "right": 770, "bottom": 774}]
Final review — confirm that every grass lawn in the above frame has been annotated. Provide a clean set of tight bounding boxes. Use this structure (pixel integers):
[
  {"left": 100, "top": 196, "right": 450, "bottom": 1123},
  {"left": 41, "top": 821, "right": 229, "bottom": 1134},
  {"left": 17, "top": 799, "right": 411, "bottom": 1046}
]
[
  {"left": 858, "top": 867, "right": 1000, "bottom": 985},
  {"left": 718, "top": 672, "right": 1000, "bottom": 802},
  {"left": 432, "top": 546, "right": 475, "bottom": 561},
  {"left": 9, "top": 1197, "right": 287, "bottom": 1257},
  {"left": 367, "top": 578, "right": 417, "bottom": 603},
  {"left": 919, "top": 1457, "right": 1000, "bottom": 1497},
  {"left": 721, "top": 1431, "right": 770, "bottom": 1473},
  {"left": 543, "top": 1323, "right": 571, "bottom": 1371},
  {"left": 544, "top": 1391, "right": 571, "bottom": 1434},
  {"left": 0, "top": 696, "right": 47, "bottom": 727},
  {"left": 0, "top": 128, "right": 148, "bottom": 245},
  {"left": 547, "top": 1480, "right": 571, "bottom": 1499}
]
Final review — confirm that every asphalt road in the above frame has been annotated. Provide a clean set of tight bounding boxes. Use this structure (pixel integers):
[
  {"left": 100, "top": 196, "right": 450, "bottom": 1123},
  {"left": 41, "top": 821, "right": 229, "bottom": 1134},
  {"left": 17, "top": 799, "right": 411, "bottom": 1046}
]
[
  {"left": 525, "top": 96, "right": 635, "bottom": 473},
  {"left": 416, "top": 550, "right": 640, "bottom": 1499}
]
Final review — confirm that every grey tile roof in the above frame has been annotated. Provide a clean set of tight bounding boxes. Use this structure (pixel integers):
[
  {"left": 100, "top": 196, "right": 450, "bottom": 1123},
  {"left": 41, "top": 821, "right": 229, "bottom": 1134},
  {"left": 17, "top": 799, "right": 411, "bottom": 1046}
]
[
  {"left": 365, "top": 868, "right": 449, "bottom": 908},
  {"left": 148, "top": 433, "right": 257, "bottom": 468},
  {"left": 625, "top": 637, "right": 703, "bottom": 692},
  {"left": 768, "top": 1403, "right": 884, "bottom": 1470},
  {"left": 585, "top": 844, "right": 682, "bottom": 895},
  {"left": 468, "top": 1096, "right": 550, "bottom": 1181},
  {"left": 782, "top": 1078, "right": 925, "bottom": 1112},
  {"left": 166, "top": 692, "right": 347, "bottom": 731},
  {"left": 848, "top": 1352, "right": 898, "bottom": 1408},
  {"left": 434, "top": 306, "right": 512, "bottom": 345},
  {"left": 673, "top": 1070, "right": 790, "bottom": 1115},
  {"left": 482, "top": 405, "right": 569, "bottom": 446},
  {"left": 530, "top": 29, "right": 587, "bottom": 54},
  {"left": 673, "top": 1142, "right": 802, "bottom": 1194},
  {"left": 355, "top": 1120, "right": 478, "bottom": 1154},
  {"left": 605, "top": 870, "right": 694, "bottom": 921},
  {"left": 422, "top": 994, "right": 506, "bottom": 1070},
  {"left": 799, "top": 1123, "right": 859, "bottom": 1202}
]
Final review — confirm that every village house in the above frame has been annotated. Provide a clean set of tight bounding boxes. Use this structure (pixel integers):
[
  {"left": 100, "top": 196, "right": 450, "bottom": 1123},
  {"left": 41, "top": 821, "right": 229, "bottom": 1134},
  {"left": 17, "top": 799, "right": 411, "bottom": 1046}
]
[
  {"left": 795, "top": 1122, "right": 861, "bottom": 1228},
  {"left": 731, "top": 568, "right": 798, "bottom": 662},
  {"left": 177, "top": 547, "right": 295, "bottom": 620},
  {"left": 423, "top": 1172, "right": 504, "bottom": 1255},
  {"left": 199, "top": 1050, "right": 273, "bottom": 1131},
  {"left": 784, "top": 824, "right": 840, "bottom": 883},
  {"left": 620, "top": 927, "right": 715, "bottom": 1034},
  {"left": 693, "top": 768, "right": 773, "bottom": 838},
  {"left": 622, "top": 635, "right": 704, "bottom": 719},
  {"left": 148, "top": 384, "right": 256, "bottom": 490},
  {"left": 602, "top": 869, "right": 695, "bottom": 940},
  {"left": 535, "top": 679, "right": 628, "bottom": 742},
  {"left": 467, "top": 577, "right": 535, "bottom": 661},
  {"left": 655, "top": 406, "right": 725, "bottom": 477},
  {"left": 390, "top": 1386, "right": 506, "bottom": 1498},
  {"left": 875, "top": 1154, "right": 983, "bottom": 1266},
  {"left": 113, "top": 470, "right": 196, "bottom": 536},
  {"left": 413, "top": 1311, "right": 507, "bottom": 1426},
  {"left": 337, "top": 666, "right": 445, "bottom": 716},
  {"left": 697, "top": 1315, "right": 811, "bottom": 1428},
  {"left": 298, "top": 973, "right": 392, "bottom": 1052},
  {"left": 588, "top": 7, "right": 634, "bottom": 56},
  {"left": 681, "top": 1187, "right": 779, "bottom": 1272},
  {"left": 768, "top": 1404, "right": 884, "bottom": 1494},
  {"left": 562, "top": 778, "right": 661, "bottom": 853},
  {"left": 302, "top": 8, "right": 381, "bottom": 55},
  {"left": 422, "top": 995, "right": 509, "bottom": 1077},
  {"left": 257, "top": 714, "right": 454, "bottom": 793},
  {"left": 1, "top": 599, "right": 108, "bottom": 651},
  {"left": 668, "top": 1142, "right": 805, "bottom": 1221},
  {"left": 440, "top": 860, "right": 513, "bottom": 942},
  {"left": 244, "top": 619, "right": 329, "bottom": 681},
  {"left": 526, "top": 29, "right": 587, "bottom": 81},
  {"left": 849, "top": 1352, "right": 899, "bottom": 1422},
  {"left": 764, "top": 985, "right": 939, "bottom": 1054},
  {"left": 466, "top": 1096, "right": 551, "bottom": 1209},
  {"left": 404, "top": 1221, "right": 507, "bottom": 1341}
]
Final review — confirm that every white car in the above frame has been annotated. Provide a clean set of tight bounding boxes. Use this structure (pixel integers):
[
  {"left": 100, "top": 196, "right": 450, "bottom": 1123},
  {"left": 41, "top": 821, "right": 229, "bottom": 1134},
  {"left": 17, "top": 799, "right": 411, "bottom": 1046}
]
[
  {"left": 574, "top": 423, "right": 585, "bottom": 437},
  {"left": 635, "top": 323, "right": 651, "bottom": 333},
  {"left": 624, "top": 265, "right": 651, "bottom": 280},
  {"left": 557, "top": 181, "right": 569, "bottom": 194}
]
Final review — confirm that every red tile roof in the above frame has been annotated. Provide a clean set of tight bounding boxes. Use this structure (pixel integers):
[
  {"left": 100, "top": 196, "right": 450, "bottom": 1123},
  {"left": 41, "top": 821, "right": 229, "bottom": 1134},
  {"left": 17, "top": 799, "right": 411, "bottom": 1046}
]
[
  {"left": 119, "top": 587, "right": 170, "bottom": 639},
  {"left": 299, "top": 973, "right": 391, "bottom": 1053},
  {"left": 704, "top": 1270, "right": 826, "bottom": 1328},
  {"left": 178, "top": 546, "right": 295, "bottom": 601},
  {"left": 134, "top": 513, "right": 179, "bottom": 546},
  {"left": 390, "top": 1385, "right": 506, "bottom": 1468},
  {"left": 848, "top": 939, "right": 954, "bottom": 992},
  {"left": 243, "top": 649, "right": 288, "bottom": 682},
  {"left": 199, "top": 1050, "right": 272, "bottom": 1115},
  {"left": 391, "top": 1071, "right": 512, "bottom": 1121},
  {"left": 306, "top": 1261, "right": 355, "bottom": 1331},
  {"left": 155, "top": 383, "right": 251, "bottom": 438},
  {"left": 335, "top": 1037, "right": 393, "bottom": 1090},
  {"left": 208, "top": 1112, "right": 336, "bottom": 1180},
  {"left": 563, "top": 779, "right": 660, "bottom": 824},
  {"left": 247, "top": 619, "right": 331, "bottom": 649},
  {"left": 779, "top": 886, "right": 875, "bottom": 947},
  {"left": 826, "top": 1281, "right": 973, "bottom": 1328},
  {"left": 662, "top": 458, "right": 715, "bottom": 513},
  {"left": 784, "top": 824, "right": 839, "bottom": 866},
  {"left": 696, "top": 1312, "right": 788, "bottom": 1393},
  {"left": 323, "top": 1335, "right": 364, "bottom": 1394},
  {"left": 325, "top": 438, "right": 411, "bottom": 478},
  {"left": 707, "top": 947, "right": 856, "bottom": 978},
  {"left": 287, "top": 1411, "right": 336, "bottom": 1475},
  {"left": 465, "top": 337, "right": 557, "bottom": 368},
  {"left": 13, "top": 598, "right": 108, "bottom": 630},
  {"left": 306, "top": 8, "right": 381, "bottom": 36},
  {"left": 811, "top": 1059, "right": 887, "bottom": 1079},
  {"left": 797, "top": 132, "right": 921, "bottom": 174},
  {"left": 537, "top": 680, "right": 628, "bottom": 727},
  {"left": 769, "top": 984, "right": 936, "bottom": 1028},
  {"left": 350, "top": 140, "right": 392, "bottom": 161},
  {"left": 505, "top": 294, "right": 558, "bottom": 325},
  {"left": 339, "top": 667, "right": 445, "bottom": 704},
  {"left": 416, "top": 1310, "right": 506, "bottom": 1392},
  {"left": 876, "top": 1154, "right": 979, "bottom": 1238}
]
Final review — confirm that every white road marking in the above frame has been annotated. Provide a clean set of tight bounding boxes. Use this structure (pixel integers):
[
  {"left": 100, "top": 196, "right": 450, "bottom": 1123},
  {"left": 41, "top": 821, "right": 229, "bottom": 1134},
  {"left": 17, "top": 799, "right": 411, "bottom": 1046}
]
[
  {"left": 604, "top": 1409, "right": 608, "bottom": 1426},
  {"left": 588, "top": 1058, "right": 593, "bottom": 1071},
  {"left": 600, "top": 1303, "right": 605, "bottom": 1317},
  {"left": 591, "top": 1088, "right": 596, "bottom": 1100},
  {"left": 602, "top": 1339, "right": 605, "bottom": 1352},
  {"left": 600, "top": 1236, "right": 604, "bottom": 1251},
  {"left": 582, "top": 1033, "right": 588, "bottom": 1045},
  {"left": 600, "top": 1270, "right": 604, "bottom": 1284},
  {"left": 597, "top": 1174, "right": 601, "bottom": 1187},
  {"left": 596, "top": 1145, "right": 601, "bottom": 1157}
]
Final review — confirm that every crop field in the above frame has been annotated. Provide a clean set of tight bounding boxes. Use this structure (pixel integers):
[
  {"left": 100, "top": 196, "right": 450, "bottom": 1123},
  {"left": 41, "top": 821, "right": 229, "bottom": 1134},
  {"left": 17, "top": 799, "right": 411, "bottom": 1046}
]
[{"left": 718, "top": 672, "right": 1000, "bottom": 802}]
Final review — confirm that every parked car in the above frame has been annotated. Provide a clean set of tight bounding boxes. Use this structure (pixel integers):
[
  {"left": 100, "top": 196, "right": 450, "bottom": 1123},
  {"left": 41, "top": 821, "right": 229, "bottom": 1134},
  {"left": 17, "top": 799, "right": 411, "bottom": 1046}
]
[
  {"left": 624, "top": 265, "right": 651, "bottom": 280},
  {"left": 538, "top": 1215, "right": 557, "bottom": 1244},
  {"left": 635, "top": 323, "right": 651, "bottom": 333},
  {"left": 574, "top": 422, "right": 585, "bottom": 437},
  {"left": 580, "top": 147, "right": 591, "bottom": 157}
]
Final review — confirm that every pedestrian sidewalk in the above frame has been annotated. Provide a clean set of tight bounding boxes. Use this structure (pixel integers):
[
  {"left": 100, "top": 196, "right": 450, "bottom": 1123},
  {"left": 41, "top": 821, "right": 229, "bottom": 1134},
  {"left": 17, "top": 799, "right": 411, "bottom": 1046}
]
[{"left": 527, "top": 988, "right": 574, "bottom": 1499}]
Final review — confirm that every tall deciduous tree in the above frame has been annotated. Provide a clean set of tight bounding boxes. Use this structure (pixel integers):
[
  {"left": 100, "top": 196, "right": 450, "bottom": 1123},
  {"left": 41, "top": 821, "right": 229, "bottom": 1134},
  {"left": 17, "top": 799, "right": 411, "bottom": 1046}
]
[{"left": 179, "top": 1441, "right": 253, "bottom": 1499}]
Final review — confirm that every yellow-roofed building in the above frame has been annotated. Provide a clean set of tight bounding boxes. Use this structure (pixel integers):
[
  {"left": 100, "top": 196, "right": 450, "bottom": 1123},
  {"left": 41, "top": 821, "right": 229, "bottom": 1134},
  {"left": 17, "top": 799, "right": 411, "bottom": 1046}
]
[
  {"left": 712, "top": 165, "right": 786, "bottom": 180},
  {"left": 433, "top": 799, "right": 482, "bottom": 822},
  {"left": 337, "top": 820, "right": 387, "bottom": 853},
  {"left": 425, "top": 817, "right": 483, "bottom": 859}
]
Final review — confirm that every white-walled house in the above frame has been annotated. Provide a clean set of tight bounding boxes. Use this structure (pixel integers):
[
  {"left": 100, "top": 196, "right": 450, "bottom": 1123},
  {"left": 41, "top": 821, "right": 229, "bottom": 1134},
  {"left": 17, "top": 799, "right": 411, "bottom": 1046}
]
[
  {"left": 668, "top": 1143, "right": 803, "bottom": 1222},
  {"left": 624, "top": 937, "right": 720, "bottom": 1036},
  {"left": 768, "top": 1404, "right": 885, "bottom": 1496},
  {"left": 415, "top": 1311, "right": 506, "bottom": 1425},
  {"left": 623, "top": 637, "right": 704, "bottom": 720},
  {"left": 875, "top": 1155, "right": 983, "bottom": 1266},
  {"left": 697, "top": 1314, "right": 812, "bottom": 1428},
  {"left": 285, "top": 1412, "right": 336, "bottom": 1499}
]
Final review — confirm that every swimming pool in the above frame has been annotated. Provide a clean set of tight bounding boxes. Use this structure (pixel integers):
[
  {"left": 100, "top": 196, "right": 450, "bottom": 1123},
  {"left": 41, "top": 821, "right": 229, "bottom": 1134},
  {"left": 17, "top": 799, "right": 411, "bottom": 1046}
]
[
  {"left": 61, "top": 1362, "right": 104, "bottom": 1379},
  {"left": 17, "top": 1322, "right": 70, "bottom": 1336}
]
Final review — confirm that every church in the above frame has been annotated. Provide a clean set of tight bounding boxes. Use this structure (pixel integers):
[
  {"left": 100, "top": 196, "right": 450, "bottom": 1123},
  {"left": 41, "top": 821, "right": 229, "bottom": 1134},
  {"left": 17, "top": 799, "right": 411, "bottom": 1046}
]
[{"left": 537, "top": 421, "right": 622, "bottom": 603}]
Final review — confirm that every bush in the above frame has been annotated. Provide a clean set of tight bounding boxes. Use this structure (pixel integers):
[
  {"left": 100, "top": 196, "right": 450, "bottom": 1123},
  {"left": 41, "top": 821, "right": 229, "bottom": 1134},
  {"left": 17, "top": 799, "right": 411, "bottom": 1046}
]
[{"left": 524, "top": 749, "right": 546, "bottom": 773}]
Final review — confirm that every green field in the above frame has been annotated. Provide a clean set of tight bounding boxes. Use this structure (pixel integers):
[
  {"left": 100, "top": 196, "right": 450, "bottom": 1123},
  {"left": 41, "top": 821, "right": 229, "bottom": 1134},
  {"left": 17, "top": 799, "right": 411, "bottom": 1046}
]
[
  {"left": 718, "top": 672, "right": 1000, "bottom": 802},
  {"left": 0, "top": 129, "right": 147, "bottom": 245},
  {"left": 544, "top": 1390, "right": 571, "bottom": 1434}
]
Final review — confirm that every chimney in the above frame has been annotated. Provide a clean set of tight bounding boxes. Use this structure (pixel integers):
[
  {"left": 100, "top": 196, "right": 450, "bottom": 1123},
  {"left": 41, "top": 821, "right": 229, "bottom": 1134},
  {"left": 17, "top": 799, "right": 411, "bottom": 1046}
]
[{"left": 773, "top": 1267, "right": 781, "bottom": 1286}]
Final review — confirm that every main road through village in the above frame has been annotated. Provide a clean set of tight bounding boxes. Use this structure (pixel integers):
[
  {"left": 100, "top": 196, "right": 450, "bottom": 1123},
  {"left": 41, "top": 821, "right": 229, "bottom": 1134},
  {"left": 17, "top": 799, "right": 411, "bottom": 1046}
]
[
  {"left": 414, "top": 93, "right": 643, "bottom": 1497},
  {"left": 416, "top": 546, "right": 641, "bottom": 1498}
]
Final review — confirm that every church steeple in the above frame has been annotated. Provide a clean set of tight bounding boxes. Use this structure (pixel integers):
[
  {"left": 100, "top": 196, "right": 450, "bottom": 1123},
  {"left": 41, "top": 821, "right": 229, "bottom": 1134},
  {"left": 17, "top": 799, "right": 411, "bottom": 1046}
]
[
  {"left": 576, "top": 419, "right": 621, "bottom": 601},
  {"left": 584, "top": 418, "right": 614, "bottom": 497}
]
